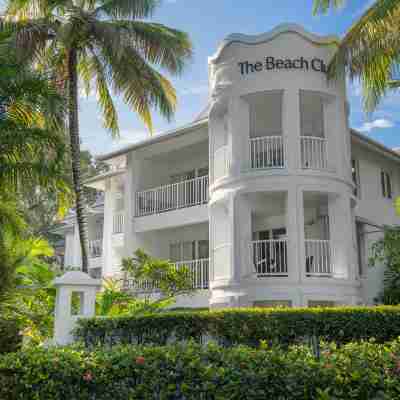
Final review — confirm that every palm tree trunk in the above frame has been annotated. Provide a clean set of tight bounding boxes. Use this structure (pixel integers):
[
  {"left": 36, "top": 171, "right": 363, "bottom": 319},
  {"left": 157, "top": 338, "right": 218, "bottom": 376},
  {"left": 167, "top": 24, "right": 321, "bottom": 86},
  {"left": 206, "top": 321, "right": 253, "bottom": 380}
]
[{"left": 67, "top": 48, "right": 89, "bottom": 273}]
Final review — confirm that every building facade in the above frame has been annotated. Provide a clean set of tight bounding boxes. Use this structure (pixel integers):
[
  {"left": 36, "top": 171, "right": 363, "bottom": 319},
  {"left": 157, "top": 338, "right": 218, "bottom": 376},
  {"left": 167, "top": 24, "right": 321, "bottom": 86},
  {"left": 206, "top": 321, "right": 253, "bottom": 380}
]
[{"left": 58, "top": 24, "right": 400, "bottom": 308}]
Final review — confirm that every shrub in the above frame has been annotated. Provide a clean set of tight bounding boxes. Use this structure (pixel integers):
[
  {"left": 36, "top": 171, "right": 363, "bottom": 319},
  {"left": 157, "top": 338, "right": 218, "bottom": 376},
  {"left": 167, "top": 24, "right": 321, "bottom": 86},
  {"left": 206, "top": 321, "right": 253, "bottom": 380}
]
[
  {"left": 0, "top": 318, "right": 22, "bottom": 354},
  {"left": 76, "top": 306, "right": 400, "bottom": 348},
  {"left": 1, "top": 340, "right": 400, "bottom": 399}
]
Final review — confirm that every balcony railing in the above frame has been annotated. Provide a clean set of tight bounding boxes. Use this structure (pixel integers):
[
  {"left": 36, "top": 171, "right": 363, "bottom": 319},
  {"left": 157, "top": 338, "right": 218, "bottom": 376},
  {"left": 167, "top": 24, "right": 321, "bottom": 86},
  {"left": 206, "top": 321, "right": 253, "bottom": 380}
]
[
  {"left": 301, "top": 136, "right": 328, "bottom": 170},
  {"left": 250, "top": 136, "right": 285, "bottom": 169},
  {"left": 89, "top": 239, "right": 102, "bottom": 258},
  {"left": 135, "top": 175, "right": 209, "bottom": 217},
  {"left": 305, "top": 239, "right": 332, "bottom": 276},
  {"left": 113, "top": 213, "right": 124, "bottom": 234},
  {"left": 123, "top": 258, "right": 210, "bottom": 292},
  {"left": 251, "top": 239, "right": 288, "bottom": 276}
]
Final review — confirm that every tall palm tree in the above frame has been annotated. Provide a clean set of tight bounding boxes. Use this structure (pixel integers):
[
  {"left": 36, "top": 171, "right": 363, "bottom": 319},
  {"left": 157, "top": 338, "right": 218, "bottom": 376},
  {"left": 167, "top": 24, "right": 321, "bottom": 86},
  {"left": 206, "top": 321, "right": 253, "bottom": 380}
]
[
  {"left": 313, "top": 0, "right": 400, "bottom": 111},
  {"left": 0, "top": 0, "right": 192, "bottom": 272}
]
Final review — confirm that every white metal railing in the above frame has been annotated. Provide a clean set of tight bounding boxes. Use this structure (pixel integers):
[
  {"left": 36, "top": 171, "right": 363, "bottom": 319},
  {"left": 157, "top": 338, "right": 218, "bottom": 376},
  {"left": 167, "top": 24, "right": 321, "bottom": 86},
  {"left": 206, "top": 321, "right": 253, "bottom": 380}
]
[
  {"left": 250, "top": 136, "right": 285, "bottom": 169},
  {"left": 135, "top": 175, "right": 209, "bottom": 217},
  {"left": 251, "top": 239, "right": 288, "bottom": 276},
  {"left": 123, "top": 258, "right": 210, "bottom": 292},
  {"left": 305, "top": 239, "right": 332, "bottom": 276},
  {"left": 301, "top": 136, "right": 328, "bottom": 170},
  {"left": 89, "top": 239, "right": 102, "bottom": 258},
  {"left": 174, "top": 258, "right": 210, "bottom": 289},
  {"left": 214, "top": 145, "right": 230, "bottom": 179},
  {"left": 113, "top": 213, "right": 124, "bottom": 234}
]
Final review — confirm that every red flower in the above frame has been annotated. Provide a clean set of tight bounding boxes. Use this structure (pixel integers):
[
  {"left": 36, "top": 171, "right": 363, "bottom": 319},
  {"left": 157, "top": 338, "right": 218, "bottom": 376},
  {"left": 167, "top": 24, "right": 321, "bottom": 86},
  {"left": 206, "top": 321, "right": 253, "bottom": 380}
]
[
  {"left": 83, "top": 371, "right": 93, "bottom": 382},
  {"left": 135, "top": 356, "right": 145, "bottom": 365},
  {"left": 324, "top": 363, "right": 333, "bottom": 369}
]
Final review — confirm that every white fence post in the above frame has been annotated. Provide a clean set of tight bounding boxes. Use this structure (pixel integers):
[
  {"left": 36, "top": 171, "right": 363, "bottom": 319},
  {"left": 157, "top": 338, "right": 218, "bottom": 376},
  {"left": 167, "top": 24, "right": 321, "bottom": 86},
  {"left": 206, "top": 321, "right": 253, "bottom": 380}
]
[{"left": 53, "top": 271, "right": 101, "bottom": 345}]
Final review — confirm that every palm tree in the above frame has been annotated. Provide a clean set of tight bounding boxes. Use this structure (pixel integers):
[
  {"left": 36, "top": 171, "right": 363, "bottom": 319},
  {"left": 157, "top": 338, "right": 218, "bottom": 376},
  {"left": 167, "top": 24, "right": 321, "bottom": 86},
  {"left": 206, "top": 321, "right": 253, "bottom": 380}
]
[
  {"left": 313, "top": 0, "right": 400, "bottom": 111},
  {"left": 1, "top": 0, "right": 192, "bottom": 272}
]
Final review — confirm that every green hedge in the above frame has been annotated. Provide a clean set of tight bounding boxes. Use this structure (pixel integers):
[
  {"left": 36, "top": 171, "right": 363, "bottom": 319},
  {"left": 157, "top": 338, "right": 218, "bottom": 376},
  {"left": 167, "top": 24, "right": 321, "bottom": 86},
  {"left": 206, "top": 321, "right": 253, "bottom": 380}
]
[
  {"left": 76, "top": 306, "right": 400, "bottom": 348},
  {"left": 0, "top": 318, "right": 21, "bottom": 354},
  {"left": 1, "top": 340, "right": 400, "bottom": 399}
]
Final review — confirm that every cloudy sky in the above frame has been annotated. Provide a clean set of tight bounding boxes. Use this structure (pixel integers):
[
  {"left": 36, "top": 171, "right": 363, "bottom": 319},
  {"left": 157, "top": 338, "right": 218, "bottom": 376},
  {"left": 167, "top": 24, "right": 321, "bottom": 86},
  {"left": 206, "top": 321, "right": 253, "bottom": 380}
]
[{"left": 4, "top": 0, "right": 400, "bottom": 154}]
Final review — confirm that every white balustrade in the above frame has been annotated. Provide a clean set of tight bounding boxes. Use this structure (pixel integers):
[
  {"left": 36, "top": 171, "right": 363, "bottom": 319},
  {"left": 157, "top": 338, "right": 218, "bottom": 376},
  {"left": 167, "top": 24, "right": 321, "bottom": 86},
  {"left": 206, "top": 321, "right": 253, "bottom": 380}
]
[
  {"left": 123, "top": 258, "right": 210, "bottom": 292},
  {"left": 249, "top": 136, "right": 285, "bottom": 169},
  {"left": 305, "top": 239, "right": 332, "bottom": 276},
  {"left": 251, "top": 239, "right": 288, "bottom": 276},
  {"left": 113, "top": 213, "right": 124, "bottom": 234},
  {"left": 174, "top": 259, "right": 210, "bottom": 289},
  {"left": 301, "top": 136, "right": 328, "bottom": 170},
  {"left": 135, "top": 175, "right": 209, "bottom": 217},
  {"left": 89, "top": 239, "right": 102, "bottom": 258}
]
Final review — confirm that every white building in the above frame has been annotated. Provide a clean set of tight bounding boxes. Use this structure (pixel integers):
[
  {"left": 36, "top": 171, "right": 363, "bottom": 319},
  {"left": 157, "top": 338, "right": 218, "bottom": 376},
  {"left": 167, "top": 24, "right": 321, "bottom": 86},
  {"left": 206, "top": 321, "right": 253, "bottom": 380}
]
[{"left": 58, "top": 24, "right": 400, "bottom": 308}]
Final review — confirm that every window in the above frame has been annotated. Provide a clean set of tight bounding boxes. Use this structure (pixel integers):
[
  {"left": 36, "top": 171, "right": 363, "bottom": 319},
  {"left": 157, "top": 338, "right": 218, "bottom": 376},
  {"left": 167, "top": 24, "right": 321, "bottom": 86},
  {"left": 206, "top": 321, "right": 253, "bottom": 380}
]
[
  {"left": 381, "top": 170, "right": 392, "bottom": 199},
  {"left": 169, "top": 240, "right": 209, "bottom": 262},
  {"left": 351, "top": 159, "right": 360, "bottom": 197},
  {"left": 356, "top": 221, "right": 366, "bottom": 277}
]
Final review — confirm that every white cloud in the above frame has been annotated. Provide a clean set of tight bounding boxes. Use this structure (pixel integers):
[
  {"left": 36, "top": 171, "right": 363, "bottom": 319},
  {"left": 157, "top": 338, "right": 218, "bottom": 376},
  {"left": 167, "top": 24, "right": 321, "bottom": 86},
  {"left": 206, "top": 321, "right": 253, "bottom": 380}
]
[{"left": 357, "top": 118, "right": 394, "bottom": 132}]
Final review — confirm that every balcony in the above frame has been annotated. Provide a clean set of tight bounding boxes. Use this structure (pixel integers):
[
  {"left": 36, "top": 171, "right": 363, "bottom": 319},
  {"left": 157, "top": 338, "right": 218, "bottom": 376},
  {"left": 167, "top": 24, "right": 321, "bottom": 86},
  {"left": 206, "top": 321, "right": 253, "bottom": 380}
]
[
  {"left": 300, "top": 136, "right": 328, "bottom": 170},
  {"left": 305, "top": 239, "right": 332, "bottom": 277},
  {"left": 123, "top": 258, "right": 210, "bottom": 292},
  {"left": 135, "top": 175, "right": 209, "bottom": 217},
  {"left": 251, "top": 239, "right": 288, "bottom": 277},
  {"left": 249, "top": 136, "right": 285, "bottom": 170},
  {"left": 113, "top": 213, "right": 124, "bottom": 234}
]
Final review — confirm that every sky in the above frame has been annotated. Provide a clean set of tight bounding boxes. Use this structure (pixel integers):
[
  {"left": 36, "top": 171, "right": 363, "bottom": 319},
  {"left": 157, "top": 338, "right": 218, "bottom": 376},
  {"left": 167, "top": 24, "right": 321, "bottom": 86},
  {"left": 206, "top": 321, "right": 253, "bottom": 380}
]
[{"left": 4, "top": 0, "right": 400, "bottom": 155}]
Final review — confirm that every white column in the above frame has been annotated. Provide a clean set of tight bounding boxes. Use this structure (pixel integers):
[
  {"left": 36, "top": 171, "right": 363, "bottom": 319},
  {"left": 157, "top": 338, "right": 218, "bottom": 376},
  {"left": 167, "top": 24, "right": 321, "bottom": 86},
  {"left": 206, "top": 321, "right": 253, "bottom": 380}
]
[
  {"left": 329, "top": 193, "right": 354, "bottom": 279},
  {"left": 286, "top": 187, "right": 304, "bottom": 282},
  {"left": 282, "top": 89, "right": 301, "bottom": 172},
  {"left": 102, "top": 179, "right": 114, "bottom": 277},
  {"left": 228, "top": 97, "right": 250, "bottom": 175}
]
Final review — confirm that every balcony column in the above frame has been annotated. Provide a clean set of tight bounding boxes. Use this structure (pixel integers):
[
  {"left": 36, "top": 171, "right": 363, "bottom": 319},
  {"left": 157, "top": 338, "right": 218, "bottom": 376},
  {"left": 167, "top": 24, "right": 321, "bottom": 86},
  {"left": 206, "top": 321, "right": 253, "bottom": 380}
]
[
  {"left": 228, "top": 96, "right": 250, "bottom": 175},
  {"left": 101, "top": 179, "right": 114, "bottom": 277},
  {"left": 282, "top": 89, "right": 301, "bottom": 171},
  {"left": 286, "top": 188, "right": 304, "bottom": 284},
  {"left": 328, "top": 193, "right": 355, "bottom": 280}
]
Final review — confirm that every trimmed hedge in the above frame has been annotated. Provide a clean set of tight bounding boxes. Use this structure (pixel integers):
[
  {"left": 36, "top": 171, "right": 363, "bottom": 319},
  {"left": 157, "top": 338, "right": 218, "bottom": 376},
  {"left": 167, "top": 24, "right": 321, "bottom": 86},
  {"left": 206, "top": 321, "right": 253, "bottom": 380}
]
[
  {"left": 76, "top": 306, "right": 400, "bottom": 348},
  {"left": 1, "top": 340, "right": 400, "bottom": 399}
]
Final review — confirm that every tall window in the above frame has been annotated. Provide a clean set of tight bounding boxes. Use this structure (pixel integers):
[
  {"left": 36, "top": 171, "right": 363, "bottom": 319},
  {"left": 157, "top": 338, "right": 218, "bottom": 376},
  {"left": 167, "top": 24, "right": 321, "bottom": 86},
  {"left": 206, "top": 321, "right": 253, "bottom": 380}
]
[
  {"left": 381, "top": 170, "right": 392, "bottom": 199},
  {"left": 352, "top": 159, "right": 360, "bottom": 197}
]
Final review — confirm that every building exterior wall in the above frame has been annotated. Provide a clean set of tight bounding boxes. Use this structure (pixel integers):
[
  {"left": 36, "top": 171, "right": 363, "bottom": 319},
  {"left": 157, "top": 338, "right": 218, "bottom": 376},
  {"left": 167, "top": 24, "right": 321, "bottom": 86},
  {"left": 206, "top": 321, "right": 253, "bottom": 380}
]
[{"left": 61, "top": 24, "right": 400, "bottom": 309}]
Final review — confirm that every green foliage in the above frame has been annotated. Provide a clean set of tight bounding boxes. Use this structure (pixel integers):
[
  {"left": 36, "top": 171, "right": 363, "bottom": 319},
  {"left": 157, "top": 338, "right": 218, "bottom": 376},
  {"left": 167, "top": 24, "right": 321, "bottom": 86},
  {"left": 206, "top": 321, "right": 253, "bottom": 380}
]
[
  {"left": 370, "top": 226, "right": 400, "bottom": 304},
  {"left": 312, "top": 0, "right": 400, "bottom": 111},
  {"left": 76, "top": 306, "right": 400, "bottom": 348},
  {"left": 122, "top": 249, "right": 196, "bottom": 300},
  {"left": 0, "top": 318, "right": 22, "bottom": 354},
  {"left": 0, "top": 240, "right": 61, "bottom": 345},
  {"left": 2, "top": 339, "right": 400, "bottom": 399}
]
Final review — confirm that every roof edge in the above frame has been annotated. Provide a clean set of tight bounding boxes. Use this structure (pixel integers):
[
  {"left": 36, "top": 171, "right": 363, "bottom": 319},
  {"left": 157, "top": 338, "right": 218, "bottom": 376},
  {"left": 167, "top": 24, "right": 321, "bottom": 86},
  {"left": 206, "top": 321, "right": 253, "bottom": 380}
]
[{"left": 209, "top": 23, "right": 340, "bottom": 64}]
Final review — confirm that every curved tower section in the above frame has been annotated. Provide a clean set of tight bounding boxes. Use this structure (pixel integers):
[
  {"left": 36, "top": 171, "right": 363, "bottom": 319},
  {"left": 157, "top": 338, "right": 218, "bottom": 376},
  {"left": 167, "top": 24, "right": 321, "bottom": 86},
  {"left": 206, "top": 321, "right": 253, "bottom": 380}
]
[{"left": 208, "top": 24, "right": 359, "bottom": 308}]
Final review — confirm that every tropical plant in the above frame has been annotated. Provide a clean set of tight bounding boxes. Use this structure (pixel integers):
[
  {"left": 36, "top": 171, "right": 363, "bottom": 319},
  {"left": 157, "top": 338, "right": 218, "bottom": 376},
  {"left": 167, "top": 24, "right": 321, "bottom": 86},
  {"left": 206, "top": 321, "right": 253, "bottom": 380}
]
[
  {"left": 370, "top": 226, "right": 400, "bottom": 304},
  {"left": 1, "top": 0, "right": 192, "bottom": 272},
  {"left": 313, "top": 0, "right": 400, "bottom": 111}
]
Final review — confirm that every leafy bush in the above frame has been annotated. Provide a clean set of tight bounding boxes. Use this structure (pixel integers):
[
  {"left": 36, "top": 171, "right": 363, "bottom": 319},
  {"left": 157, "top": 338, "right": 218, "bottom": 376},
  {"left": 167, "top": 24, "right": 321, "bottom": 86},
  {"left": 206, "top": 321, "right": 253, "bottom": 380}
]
[
  {"left": 1, "top": 340, "right": 400, "bottom": 399},
  {"left": 76, "top": 306, "right": 400, "bottom": 348},
  {"left": 0, "top": 318, "right": 21, "bottom": 354}
]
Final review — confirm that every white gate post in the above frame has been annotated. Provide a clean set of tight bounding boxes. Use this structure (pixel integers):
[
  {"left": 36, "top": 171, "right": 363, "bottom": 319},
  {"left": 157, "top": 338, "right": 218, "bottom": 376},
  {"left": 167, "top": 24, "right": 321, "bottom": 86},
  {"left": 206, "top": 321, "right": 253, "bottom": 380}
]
[{"left": 53, "top": 271, "right": 102, "bottom": 345}]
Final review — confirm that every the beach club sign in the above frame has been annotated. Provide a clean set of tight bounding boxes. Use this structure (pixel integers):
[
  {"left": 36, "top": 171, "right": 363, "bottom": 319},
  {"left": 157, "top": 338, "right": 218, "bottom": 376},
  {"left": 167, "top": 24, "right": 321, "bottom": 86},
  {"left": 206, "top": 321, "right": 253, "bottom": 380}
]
[{"left": 238, "top": 56, "right": 328, "bottom": 76}]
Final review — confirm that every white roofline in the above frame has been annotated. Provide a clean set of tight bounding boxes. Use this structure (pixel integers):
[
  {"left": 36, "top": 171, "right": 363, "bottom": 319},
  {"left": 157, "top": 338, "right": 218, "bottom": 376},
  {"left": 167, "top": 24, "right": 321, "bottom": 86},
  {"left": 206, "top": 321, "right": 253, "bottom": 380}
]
[{"left": 97, "top": 118, "right": 208, "bottom": 161}]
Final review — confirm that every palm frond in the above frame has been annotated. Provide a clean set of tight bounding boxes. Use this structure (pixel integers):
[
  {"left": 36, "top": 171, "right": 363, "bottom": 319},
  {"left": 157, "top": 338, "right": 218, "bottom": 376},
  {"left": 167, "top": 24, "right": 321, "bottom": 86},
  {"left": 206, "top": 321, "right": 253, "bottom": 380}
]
[
  {"left": 312, "top": 0, "right": 346, "bottom": 15},
  {"left": 94, "top": 0, "right": 159, "bottom": 20}
]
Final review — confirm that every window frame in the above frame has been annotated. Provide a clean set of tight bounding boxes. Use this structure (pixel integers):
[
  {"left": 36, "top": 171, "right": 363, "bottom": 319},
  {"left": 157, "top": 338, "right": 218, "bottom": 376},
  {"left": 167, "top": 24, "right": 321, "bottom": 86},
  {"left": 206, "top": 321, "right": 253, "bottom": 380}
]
[{"left": 381, "top": 170, "right": 392, "bottom": 199}]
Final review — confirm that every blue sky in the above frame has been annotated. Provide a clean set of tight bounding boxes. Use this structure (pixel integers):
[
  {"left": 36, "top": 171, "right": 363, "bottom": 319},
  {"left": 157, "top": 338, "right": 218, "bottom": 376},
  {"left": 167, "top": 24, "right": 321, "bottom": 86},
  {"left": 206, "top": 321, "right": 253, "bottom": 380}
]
[{"left": 5, "top": 0, "right": 400, "bottom": 154}]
